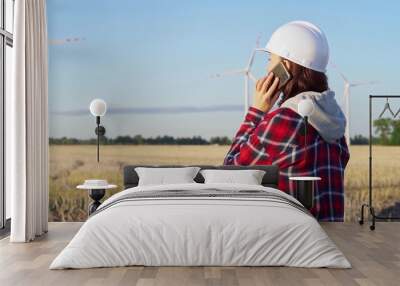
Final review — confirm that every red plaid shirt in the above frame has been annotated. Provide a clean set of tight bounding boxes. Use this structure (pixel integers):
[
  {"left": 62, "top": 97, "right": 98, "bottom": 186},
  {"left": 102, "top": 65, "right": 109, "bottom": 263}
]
[{"left": 224, "top": 106, "right": 350, "bottom": 221}]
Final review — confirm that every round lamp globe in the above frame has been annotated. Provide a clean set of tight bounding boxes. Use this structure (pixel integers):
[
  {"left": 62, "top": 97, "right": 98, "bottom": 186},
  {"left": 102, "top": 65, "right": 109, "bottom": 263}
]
[{"left": 89, "top": 99, "right": 107, "bottom": 117}]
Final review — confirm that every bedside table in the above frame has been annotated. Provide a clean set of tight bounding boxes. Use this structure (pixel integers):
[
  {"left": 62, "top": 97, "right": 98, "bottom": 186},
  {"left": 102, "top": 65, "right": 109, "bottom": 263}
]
[
  {"left": 77, "top": 181, "right": 117, "bottom": 215},
  {"left": 289, "top": 176, "right": 321, "bottom": 210}
]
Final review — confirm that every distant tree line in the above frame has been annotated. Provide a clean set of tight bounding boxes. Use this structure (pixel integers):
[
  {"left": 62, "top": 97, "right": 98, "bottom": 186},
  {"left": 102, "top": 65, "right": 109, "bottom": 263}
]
[
  {"left": 350, "top": 134, "right": 369, "bottom": 145},
  {"left": 47, "top": 134, "right": 385, "bottom": 146},
  {"left": 50, "top": 117, "right": 400, "bottom": 146},
  {"left": 49, "top": 135, "right": 233, "bottom": 146}
]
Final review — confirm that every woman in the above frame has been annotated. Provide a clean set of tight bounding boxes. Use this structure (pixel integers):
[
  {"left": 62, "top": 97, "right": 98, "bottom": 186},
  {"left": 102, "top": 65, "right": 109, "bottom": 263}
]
[{"left": 224, "top": 21, "right": 350, "bottom": 221}]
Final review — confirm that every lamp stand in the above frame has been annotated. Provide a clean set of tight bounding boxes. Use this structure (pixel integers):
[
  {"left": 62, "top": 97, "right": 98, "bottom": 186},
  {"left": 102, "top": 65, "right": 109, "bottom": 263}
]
[{"left": 95, "top": 116, "right": 106, "bottom": 162}]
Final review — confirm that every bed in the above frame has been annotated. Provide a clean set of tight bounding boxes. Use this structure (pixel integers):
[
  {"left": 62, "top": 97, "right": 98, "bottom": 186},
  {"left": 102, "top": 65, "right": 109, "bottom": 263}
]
[{"left": 50, "top": 165, "right": 350, "bottom": 269}]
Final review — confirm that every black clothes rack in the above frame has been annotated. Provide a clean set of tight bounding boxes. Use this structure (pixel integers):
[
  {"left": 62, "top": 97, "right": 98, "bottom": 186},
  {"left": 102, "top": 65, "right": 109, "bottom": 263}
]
[{"left": 359, "top": 95, "right": 400, "bottom": 230}]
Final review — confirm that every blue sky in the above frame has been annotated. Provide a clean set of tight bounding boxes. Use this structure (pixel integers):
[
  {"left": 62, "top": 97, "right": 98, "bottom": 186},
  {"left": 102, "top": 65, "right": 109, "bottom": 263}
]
[{"left": 47, "top": 0, "right": 400, "bottom": 139}]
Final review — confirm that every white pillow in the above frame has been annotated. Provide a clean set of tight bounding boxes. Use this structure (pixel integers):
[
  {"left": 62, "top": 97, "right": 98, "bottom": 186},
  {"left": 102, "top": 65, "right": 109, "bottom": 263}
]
[
  {"left": 200, "top": 169, "right": 266, "bottom": 185},
  {"left": 135, "top": 167, "right": 201, "bottom": 186}
]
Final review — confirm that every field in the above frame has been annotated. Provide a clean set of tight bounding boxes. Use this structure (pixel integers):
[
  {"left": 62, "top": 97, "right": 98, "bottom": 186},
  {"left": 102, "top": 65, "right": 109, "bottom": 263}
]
[{"left": 49, "top": 145, "right": 400, "bottom": 222}]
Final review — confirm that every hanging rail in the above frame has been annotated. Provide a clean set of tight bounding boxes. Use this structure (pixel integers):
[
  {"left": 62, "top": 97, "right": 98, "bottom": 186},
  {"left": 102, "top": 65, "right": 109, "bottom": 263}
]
[{"left": 359, "top": 95, "right": 400, "bottom": 230}]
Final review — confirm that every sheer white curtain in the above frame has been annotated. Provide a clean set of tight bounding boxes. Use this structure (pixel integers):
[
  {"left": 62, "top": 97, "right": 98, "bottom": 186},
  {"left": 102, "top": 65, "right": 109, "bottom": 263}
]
[{"left": 8, "top": 0, "right": 49, "bottom": 242}]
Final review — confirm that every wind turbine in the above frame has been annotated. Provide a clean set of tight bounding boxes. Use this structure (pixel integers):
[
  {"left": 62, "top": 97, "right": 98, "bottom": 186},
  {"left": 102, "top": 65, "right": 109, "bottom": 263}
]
[
  {"left": 331, "top": 62, "right": 378, "bottom": 145},
  {"left": 211, "top": 35, "right": 264, "bottom": 114},
  {"left": 49, "top": 37, "right": 86, "bottom": 46}
]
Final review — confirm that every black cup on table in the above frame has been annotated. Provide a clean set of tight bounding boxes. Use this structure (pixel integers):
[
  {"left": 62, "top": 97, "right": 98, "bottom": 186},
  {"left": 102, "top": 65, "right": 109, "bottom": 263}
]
[{"left": 289, "top": 177, "right": 321, "bottom": 210}]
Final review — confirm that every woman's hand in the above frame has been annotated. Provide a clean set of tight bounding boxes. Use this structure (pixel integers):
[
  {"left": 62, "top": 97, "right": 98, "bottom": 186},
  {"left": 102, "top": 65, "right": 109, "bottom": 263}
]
[{"left": 252, "top": 72, "right": 280, "bottom": 113}]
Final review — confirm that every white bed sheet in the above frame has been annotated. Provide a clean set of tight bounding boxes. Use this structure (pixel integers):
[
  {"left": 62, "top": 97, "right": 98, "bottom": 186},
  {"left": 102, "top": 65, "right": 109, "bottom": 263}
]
[{"left": 50, "top": 183, "right": 350, "bottom": 269}]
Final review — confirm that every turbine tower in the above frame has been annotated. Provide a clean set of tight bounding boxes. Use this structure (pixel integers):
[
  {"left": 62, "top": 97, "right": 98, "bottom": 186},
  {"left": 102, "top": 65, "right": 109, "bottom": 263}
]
[
  {"left": 331, "top": 63, "right": 378, "bottom": 145},
  {"left": 211, "top": 35, "right": 263, "bottom": 114}
]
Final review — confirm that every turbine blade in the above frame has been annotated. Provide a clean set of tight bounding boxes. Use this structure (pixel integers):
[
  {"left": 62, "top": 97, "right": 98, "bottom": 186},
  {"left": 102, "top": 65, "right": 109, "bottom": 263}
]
[
  {"left": 329, "top": 61, "right": 349, "bottom": 82},
  {"left": 255, "top": 48, "right": 267, "bottom": 52},
  {"left": 210, "top": 69, "right": 246, "bottom": 78},
  {"left": 248, "top": 72, "right": 257, "bottom": 83},
  {"left": 246, "top": 49, "right": 257, "bottom": 70},
  {"left": 340, "top": 85, "right": 350, "bottom": 115},
  {"left": 350, "top": 80, "right": 379, "bottom": 87},
  {"left": 244, "top": 76, "right": 249, "bottom": 112},
  {"left": 49, "top": 37, "right": 85, "bottom": 46},
  {"left": 246, "top": 34, "right": 265, "bottom": 70}
]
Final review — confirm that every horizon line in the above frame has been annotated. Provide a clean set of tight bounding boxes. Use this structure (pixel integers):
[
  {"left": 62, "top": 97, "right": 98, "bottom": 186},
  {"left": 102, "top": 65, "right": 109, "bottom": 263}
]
[{"left": 50, "top": 104, "right": 245, "bottom": 116}]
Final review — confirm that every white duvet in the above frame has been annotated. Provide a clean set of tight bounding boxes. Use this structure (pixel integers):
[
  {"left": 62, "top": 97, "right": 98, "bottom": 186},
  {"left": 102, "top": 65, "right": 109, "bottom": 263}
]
[{"left": 50, "top": 183, "right": 351, "bottom": 269}]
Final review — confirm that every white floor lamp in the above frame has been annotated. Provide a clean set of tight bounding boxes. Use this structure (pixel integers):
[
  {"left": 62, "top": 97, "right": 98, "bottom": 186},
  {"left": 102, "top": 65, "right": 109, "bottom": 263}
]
[{"left": 89, "top": 99, "right": 107, "bottom": 162}]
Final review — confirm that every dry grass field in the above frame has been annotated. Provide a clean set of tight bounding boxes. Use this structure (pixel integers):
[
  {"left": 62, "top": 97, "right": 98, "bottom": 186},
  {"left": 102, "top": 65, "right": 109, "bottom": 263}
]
[{"left": 49, "top": 145, "right": 400, "bottom": 222}]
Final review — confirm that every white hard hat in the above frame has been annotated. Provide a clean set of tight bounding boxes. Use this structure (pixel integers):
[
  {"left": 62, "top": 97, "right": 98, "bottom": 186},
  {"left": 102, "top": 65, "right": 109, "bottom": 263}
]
[{"left": 264, "top": 21, "right": 329, "bottom": 73}]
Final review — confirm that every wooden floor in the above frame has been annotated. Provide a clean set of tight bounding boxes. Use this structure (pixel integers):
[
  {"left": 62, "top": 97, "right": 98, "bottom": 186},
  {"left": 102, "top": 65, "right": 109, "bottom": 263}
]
[{"left": 0, "top": 222, "right": 399, "bottom": 286}]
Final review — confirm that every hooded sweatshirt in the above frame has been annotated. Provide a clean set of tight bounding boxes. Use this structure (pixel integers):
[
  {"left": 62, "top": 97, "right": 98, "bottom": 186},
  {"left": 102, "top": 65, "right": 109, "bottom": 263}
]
[{"left": 280, "top": 90, "right": 346, "bottom": 143}]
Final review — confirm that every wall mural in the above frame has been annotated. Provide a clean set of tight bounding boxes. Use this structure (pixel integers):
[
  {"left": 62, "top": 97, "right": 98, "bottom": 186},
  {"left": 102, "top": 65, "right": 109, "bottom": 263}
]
[{"left": 47, "top": 1, "right": 400, "bottom": 222}]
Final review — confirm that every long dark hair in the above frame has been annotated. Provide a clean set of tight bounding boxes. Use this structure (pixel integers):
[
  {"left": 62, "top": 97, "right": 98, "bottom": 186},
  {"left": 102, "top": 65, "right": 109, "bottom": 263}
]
[{"left": 277, "top": 60, "right": 329, "bottom": 106}]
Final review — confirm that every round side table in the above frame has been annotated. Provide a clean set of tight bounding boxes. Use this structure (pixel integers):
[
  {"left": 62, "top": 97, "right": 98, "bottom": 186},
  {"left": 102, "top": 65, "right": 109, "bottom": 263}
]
[
  {"left": 289, "top": 176, "right": 321, "bottom": 210},
  {"left": 77, "top": 183, "right": 117, "bottom": 215}
]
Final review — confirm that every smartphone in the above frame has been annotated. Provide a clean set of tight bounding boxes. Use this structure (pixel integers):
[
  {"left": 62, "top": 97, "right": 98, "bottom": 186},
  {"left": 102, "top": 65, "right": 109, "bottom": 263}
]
[{"left": 270, "top": 61, "right": 291, "bottom": 90}]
